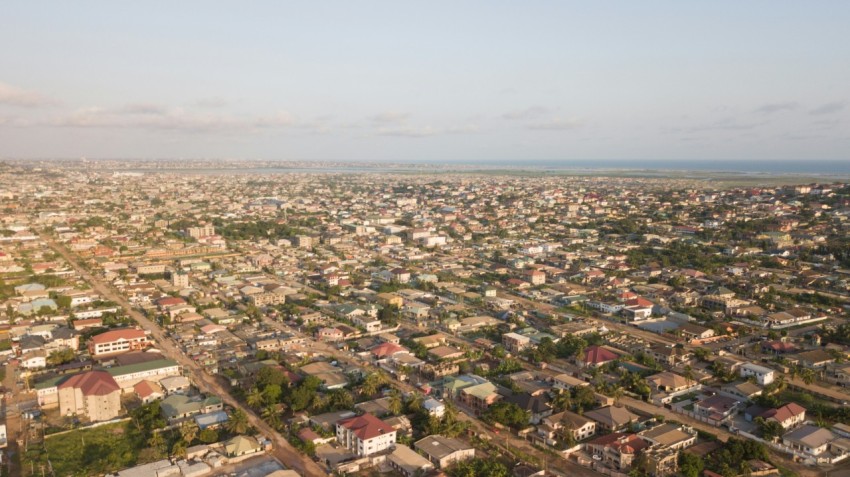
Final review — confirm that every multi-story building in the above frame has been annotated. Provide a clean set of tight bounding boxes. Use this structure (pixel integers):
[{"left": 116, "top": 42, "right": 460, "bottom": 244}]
[
  {"left": 336, "top": 413, "right": 397, "bottom": 457},
  {"left": 57, "top": 370, "right": 121, "bottom": 422},
  {"left": 88, "top": 329, "right": 151, "bottom": 357},
  {"left": 740, "top": 363, "right": 775, "bottom": 385}
]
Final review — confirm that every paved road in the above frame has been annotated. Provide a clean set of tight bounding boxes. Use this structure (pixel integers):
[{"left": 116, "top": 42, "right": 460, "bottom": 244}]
[{"left": 41, "top": 234, "right": 329, "bottom": 477}]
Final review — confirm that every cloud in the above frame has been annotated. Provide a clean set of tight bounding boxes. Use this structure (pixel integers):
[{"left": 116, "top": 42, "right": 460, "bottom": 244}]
[
  {"left": 48, "top": 106, "right": 301, "bottom": 134},
  {"left": 369, "top": 111, "right": 410, "bottom": 124},
  {"left": 502, "top": 106, "right": 551, "bottom": 120},
  {"left": 376, "top": 126, "right": 439, "bottom": 137},
  {"left": 0, "top": 82, "right": 54, "bottom": 107},
  {"left": 674, "top": 117, "right": 766, "bottom": 133},
  {"left": 753, "top": 102, "right": 798, "bottom": 114},
  {"left": 809, "top": 101, "right": 845, "bottom": 115},
  {"left": 375, "top": 123, "right": 478, "bottom": 137},
  {"left": 0, "top": 116, "right": 34, "bottom": 127},
  {"left": 192, "top": 97, "right": 229, "bottom": 108},
  {"left": 117, "top": 103, "right": 169, "bottom": 115},
  {"left": 527, "top": 118, "right": 583, "bottom": 130}
]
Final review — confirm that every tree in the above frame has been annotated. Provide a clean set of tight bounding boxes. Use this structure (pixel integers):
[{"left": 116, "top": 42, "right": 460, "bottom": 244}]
[
  {"left": 47, "top": 348, "right": 75, "bottom": 366},
  {"left": 147, "top": 431, "right": 166, "bottom": 455},
  {"left": 262, "top": 384, "right": 282, "bottom": 405},
  {"left": 388, "top": 389, "right": 403, "bottom": 416},
  {"left": 360, "top": 372, "right": 390, "bottom": 397},
  {"left": 551, "top": 391, "right": 573, "bottom": 412},
  {"left": 755, "top": 417, "right": 783, "bottom": 441},
  {"left": 256, "top": 366, "right": 288, "bottom": 389},
  {"left": 262, "top": 405, "right": 282, "bottom": 430},
  {"left": 572, "top": 385, "right": 598, "bottom": 411},
  {"left": 227, "top": 408, "right": 250, "bottom": 435},
  {"left": 199, "top": 428, "right": 219, "bottom": 444},
  {"left": 481, "top": 402, "right": 530, "bottom": 429},
  {"left": 171, "top": 440, "right": 188, "bottom": 459},
  {"left": 798, "top": 367, "right": 816, "bottom": 385},
  {"left": 446, "top": 458, "right": 509, "bottom": 477},
  {"left": 246, "top": 387, "right": 264, "bottom": 409},
  {"left": 179, "top": 420, "right": 199, "bottom": 445},
  {"left": 287, "top": 376, "right": 322, "bottom": 411},
  {"left": 405, "top": 393, "right": 425, "bottom": 413},
  {"left": 678, "top": 451, "right": 704, "bottom": 477}
]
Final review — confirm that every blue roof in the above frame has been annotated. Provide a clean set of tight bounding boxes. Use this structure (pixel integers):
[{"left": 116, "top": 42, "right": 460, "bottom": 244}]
[{"left": 194, "top": 410, "right": 229, "bottom": 429}]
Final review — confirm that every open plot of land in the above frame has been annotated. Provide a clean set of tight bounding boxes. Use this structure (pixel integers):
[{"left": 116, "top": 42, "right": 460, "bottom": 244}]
[{"left": 23, "top": 421, "right": 148, "bottom": 477}]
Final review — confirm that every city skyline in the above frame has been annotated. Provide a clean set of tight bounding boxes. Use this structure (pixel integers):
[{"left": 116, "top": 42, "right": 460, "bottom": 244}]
[{"left": 1, "top": 1, "right": 849, "bottom": 162}]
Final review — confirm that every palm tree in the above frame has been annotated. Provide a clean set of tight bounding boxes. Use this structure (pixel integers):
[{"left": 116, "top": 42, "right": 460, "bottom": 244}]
[
  {"left": 612, "top": 386, "right": 625, "bottom": 406},
  {"left": 551, "top": 391, "right": 572, "bottom": 412},
  {"left": 227, "top": 408, "right": 250, "bottom": 435},
  {"left": 171, "top": 441, "right": 188, "bottom": 460},
  {"left": 405, "top": 393, "right": 425, "bottom": 413},
  {"left": 246, "top": 387, "right": 264, "bottom": 409},
  {"left": 388, "top": 390, "right": 403, "bottom": 416},
  {"left": 799, "top": 368, "right": 816, "bottom": 385},
  {"left": 147, "top": 430, "right": 166, "bottom": 455},
  {"left": 180, "top": 420, "right": 199, "bottom": 445},
  {"left": 262, "top": 405, "right": 282, "bottom": 430},
  {"left": 360, "top": 372, "right": 389, "bottom": 397}
]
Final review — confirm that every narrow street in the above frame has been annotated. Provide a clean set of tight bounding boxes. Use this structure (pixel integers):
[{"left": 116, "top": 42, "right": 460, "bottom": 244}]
[
  {"left": 3, "top": 361, "right": 27, "bottom": 477},
  {"left": 40, "top": 233, "right": 329, "bottom": 477}
]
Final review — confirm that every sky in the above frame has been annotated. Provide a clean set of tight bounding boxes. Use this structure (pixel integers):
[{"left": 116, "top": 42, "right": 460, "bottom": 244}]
[{"left": 1, "top": 1, "right": 849, "bottom": 162}]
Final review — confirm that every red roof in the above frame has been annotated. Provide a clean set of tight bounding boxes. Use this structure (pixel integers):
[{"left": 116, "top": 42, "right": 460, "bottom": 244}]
[
  {"left": 90, "top": 328, "right": 147, "bottom": 344},
  {"left": 337, "top": 413, "right": 394, "bottom": 440},
  {"left": 625, "top": 297, "right": 653, "bottom": 308},
  {"left": 58, "top": 370, "right": 120, "bottom": 396},
  {"left": 134, "top": 380, "right": 161, "bottom": 398},
  {"left": 156, "top": 296, "right": 186, "bottom": 307},
  {"left": 764, "top": 403, "right": 806, "bottom": 423},
  {"left": 584, "top": 345, "right": 618, "bottom": 365},
  {"left": 588, "top": 433, "right": 649, "bottom": 454},
  {"left": 371, "top": 342, "right": 406, "bottom": 358}
]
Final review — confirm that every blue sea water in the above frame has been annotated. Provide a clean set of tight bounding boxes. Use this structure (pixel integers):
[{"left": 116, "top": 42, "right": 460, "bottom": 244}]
[{"left": 451, "top": 159, "right": 850, "bottom": 175}]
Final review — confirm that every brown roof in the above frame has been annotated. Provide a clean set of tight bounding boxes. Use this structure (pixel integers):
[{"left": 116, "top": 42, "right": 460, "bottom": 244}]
[
  {"left": 764, "top": 402, "right": 806, "bottom": 423},
  {"left": 584, "top": 345, "right": 618, "bottom": 365},
  {"left": 337, "top": 413, "right": 394, "bottom": 440},
  {"left": 90, "top": 328, "right": 147, "bottom": 344},
  {"left": 58, "top": 370, "right": 120, "bottom": 396},
  {"left": 133, "top": 380, "right": 161, "bottom": 398}
]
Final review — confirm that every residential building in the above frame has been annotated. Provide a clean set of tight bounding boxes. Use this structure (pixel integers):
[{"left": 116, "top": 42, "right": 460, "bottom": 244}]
[
  {"left": 415, "top": 435, "right": 475, "bottom": 468},
  {"left": 88, "top": 328, "right": 151, "bottom": 358},
  {"left": 741, "top": 363, "right": 775, "bottom": 385},
  {"left": 336, "top": 413, "right": 397, "bottom": 457},
  {"left": 57, "top": 370, "right": 122, "bottom": 421}
]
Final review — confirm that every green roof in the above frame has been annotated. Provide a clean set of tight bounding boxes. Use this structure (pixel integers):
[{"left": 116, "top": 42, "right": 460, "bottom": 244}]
[
  {"left": 106, "top": 359, "right": 179, "bottom": 378},
  {"left": 33, "top": 374, "right": 69, "bottom": 390}
]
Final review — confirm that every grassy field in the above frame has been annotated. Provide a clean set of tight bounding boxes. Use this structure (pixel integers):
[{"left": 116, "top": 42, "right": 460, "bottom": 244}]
[{"left": 23, "top": 421, "right": 146, "bottom": 477}]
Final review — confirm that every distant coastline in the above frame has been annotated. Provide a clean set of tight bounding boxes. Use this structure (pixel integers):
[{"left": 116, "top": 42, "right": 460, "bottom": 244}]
[{"left": 6, "top": 158, "right": 850, "bottom": 184}]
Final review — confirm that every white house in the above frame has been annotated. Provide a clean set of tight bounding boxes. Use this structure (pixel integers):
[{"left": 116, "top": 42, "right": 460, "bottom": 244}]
[
  {"left": 741, "top": 363, "right": 775, "bottom": 385},
  {"left": 336, "top": 413, "right": 396, "bottom": 457}
]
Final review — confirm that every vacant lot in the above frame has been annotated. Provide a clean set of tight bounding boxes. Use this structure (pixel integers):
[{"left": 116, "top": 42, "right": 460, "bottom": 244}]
[{"left": 23, "top": 421, "right": 147, "bottom": 477}]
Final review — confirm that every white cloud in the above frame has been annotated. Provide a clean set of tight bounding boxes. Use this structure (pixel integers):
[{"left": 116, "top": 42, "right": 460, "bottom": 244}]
[
  {"left": 0, "top": 82, "right": 54, "bottom": 107},
  {"left": 376, "top": 126, "right": 439, "bottom": 137},
  {"left": 369, "top": 111, "right": 410, "bottom": 124},
  {"left": 809, "top": 101, "right": 845, "bottom": 115},
  {"left": 753, "top": 102, "right": 798, "bottom": 114},
  {"left": 502, "top": 106, "right": 550, "bottom": 120},
  {"left": 48, "top": 106, "right": 301, "bottom": 134},
  {"left": 527, "top": 118, "right": 583, "bottom": 130}
]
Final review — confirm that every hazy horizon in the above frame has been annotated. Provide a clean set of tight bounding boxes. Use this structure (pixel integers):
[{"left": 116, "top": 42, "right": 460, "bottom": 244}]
[{"left": 2, "top": 1, "right": 849, "bottom": 161}]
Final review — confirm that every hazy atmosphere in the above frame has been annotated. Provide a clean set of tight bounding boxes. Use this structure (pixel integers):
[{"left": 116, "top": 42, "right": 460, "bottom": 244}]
[{"left": 1, "top": 1, "right": 849, "bottom": 161}]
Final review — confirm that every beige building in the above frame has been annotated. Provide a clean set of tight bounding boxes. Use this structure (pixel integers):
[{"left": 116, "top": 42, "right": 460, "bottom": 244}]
[{"left": 57, "top": 370, "right": 122, "bottom": 422}]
